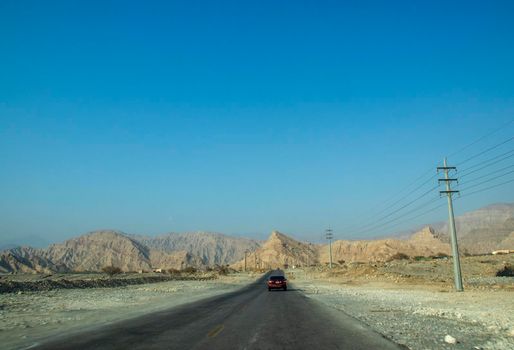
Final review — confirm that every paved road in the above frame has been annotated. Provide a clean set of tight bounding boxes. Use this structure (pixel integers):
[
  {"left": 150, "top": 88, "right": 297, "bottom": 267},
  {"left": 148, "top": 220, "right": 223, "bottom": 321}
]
[{"left": 32, "top": 271, "right": 403, "bottom": 350}]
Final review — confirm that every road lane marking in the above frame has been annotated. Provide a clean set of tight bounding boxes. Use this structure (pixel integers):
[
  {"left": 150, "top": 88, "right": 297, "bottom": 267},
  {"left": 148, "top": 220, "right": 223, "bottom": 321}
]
[{"left": 207, "top": 324, "right": 225, "bottom": 338}]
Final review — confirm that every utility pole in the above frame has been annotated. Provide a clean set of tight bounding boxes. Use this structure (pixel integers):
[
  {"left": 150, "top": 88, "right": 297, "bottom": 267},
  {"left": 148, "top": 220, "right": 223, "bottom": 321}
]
[
  {"left": 325, "top": 228, "right": 333, "bottom": 269},
  {"left": 244, "top": 250, "right": 248, "bottom": 272},
  {"left": 438, "top": 157, "right": 464, "bottom": 292}
]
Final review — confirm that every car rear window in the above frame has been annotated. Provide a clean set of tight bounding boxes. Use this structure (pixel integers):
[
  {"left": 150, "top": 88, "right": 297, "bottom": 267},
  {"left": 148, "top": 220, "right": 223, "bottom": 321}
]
[{"left": 270, "top": 276, "right": 285, "bottom": 280}]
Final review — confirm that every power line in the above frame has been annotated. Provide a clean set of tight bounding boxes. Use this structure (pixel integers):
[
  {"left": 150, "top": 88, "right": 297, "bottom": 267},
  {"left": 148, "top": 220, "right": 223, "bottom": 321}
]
[
  {"left": 459, "top": 170, "right": 514, "bottom": 193},
  {"left": 459, "top": 148, "right": 514, "bottom": 173},
  {"left": 460, "top": 177, "right": 514, "bottom": 198},
  {"left": 456, "top": 136, "right": 514, "bottom": 167},
  {"left": 350, "top": 194, "right": 441, "bottom": 236},
  {"left": 448, "top": 119, "right": 514, "bottom": 158},
  {"left": 373, "top": 173, "right": 438, "bottom": 216},
  {"left": 342, "top": 166, "right": 437, "bottom": 232},
  {"left": 459, "top": 151, "right": 514, "bottom": 179},
  {"left": 340, "top": 120, "right": 513, "bottom": 239},
  {"left": 357, "top": 201, "right": 447, "bottom": 238},
  {"left": 458, "top": 163, "right": 514, "bottom": 186}
]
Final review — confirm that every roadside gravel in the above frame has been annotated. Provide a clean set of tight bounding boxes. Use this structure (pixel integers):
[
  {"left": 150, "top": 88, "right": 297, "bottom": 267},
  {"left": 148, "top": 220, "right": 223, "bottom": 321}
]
[{"left": 291, "top": 271, "right": 514, "bottom": 350}]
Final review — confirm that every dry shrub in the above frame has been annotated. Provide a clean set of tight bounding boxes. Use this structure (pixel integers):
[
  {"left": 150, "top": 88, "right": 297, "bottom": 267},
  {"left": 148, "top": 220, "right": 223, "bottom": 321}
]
[
  {"left": 182, "top": 266, "right": 197, "bottom": 274},
  {"left": 414, "top": 256, "right": 430, "bottom": 261},
  {"left": 215, "top": 265, "right": 230, "bottom": 275},
  {"left": 496, "top": 264, "right": 514, "bottom": 277},
  {"left": 167, "top": 268, "right": 181, "bottom": 275},
  {"left": 431, "top": 252, "right": 449, "bottom": 259},
  {"left": 388, "top": 253, "right": 409, "bottom": 261},
  {"left": 102, "top": 266, "right": 122, "bottom": 276}
]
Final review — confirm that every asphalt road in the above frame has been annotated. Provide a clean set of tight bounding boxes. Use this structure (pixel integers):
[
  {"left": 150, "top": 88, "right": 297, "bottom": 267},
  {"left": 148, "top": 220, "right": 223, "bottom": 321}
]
[{"left": 32, "top": 271, "right": 403, "bottom": 350}]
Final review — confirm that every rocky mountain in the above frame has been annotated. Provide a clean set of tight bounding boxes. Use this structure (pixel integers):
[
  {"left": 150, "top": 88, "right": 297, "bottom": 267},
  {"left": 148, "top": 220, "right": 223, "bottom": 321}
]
[
  {"left": 232, "top": 228, "right": 452, "bottom": 269},
  {"left": 0, "top": 246, "right": 65, "bottom": 274},
  {"left": 232, "top": 231, "right": 319, "bottom": 270},
  {"left": 433, "top": 203, "right": 514, "bottom": 254},
  {"left": 0, "top": 231, "right": 205, "bottom": 273},
  {"left": 134, "top": 232, "right": 261, "bottom": 266},
  {"left": 1, "top": 203, "right": 512, "bottom": 274},
  {"left": 319, "top": 227, "right": 451, "bottom": 264},
  {"left": 42, "top": 230, "right": 153, "bottom": 272}
]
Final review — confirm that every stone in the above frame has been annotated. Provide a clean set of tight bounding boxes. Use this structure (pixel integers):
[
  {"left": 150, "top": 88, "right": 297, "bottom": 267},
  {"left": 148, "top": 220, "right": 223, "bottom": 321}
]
[{"left": 444, "top": 335, "right": 457, "bottom": 344}]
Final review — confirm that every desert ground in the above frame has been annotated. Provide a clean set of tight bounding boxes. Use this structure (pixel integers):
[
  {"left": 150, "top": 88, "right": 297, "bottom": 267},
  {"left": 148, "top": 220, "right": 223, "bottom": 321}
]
[
  {"left": 290, "top": 254, "right": 514, "bottom": 349},
  {"left": 0, "top": 255, "right": 512, "bottom": 350}
]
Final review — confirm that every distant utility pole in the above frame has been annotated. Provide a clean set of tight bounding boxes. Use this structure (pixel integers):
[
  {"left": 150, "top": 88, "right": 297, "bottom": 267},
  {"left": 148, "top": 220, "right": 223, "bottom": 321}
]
[
  {"left": 244, "top": 250, "right": 248, "bottom": 272},
  {"left": 438, "top": 157, "right": 464, "bottom": 292},
  {"left": 326, "top": 228, "right": 333, "bottom": 269}
]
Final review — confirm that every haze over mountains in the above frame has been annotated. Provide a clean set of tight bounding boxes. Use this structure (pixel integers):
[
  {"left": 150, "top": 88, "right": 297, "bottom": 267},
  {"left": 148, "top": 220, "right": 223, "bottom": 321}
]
[{"left": 1, "top": 203, "right": 513, "bottom": 274}]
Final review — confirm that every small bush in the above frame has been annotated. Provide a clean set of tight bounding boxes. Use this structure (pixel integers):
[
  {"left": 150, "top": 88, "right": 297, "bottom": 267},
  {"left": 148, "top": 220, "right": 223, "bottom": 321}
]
[
  {"left": 496, "top": 264, "right": 514, "bottom": 277},
  {"left": 102, "top": 266, "right": 122, "bottom": 276},
  {"left": 337, "top": 260, "right": 345, "bottom": 265},
  {"left": 434, "top": 252, "right": 449, "bottom": 259},
  {"left": 413, "top": 256, "right": 430, "bottom": 261},
  {"left": 216, "top": 265, "right": 229, "bottom": 275},
  {"left": 389, "top": 253, "right": 409, "bottom": 261},
  {"left": 182, "top": 266, "right": 197, "bottom": 274}
]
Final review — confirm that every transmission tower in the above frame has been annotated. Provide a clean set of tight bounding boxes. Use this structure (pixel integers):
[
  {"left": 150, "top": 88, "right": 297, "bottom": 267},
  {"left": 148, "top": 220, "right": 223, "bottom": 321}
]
[
  {"left": 437, "top": 157, "right": 464, "bottom": 292},
  {"left": 325, "top": 228, "right": 333, "bottom": 269}
]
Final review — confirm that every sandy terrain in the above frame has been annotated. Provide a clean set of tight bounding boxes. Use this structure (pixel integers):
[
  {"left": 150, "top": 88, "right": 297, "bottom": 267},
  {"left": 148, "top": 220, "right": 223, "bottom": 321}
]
[
  {"left": 0, "top": 272, "right": 260, "bottom": 350},
  {"left": 1, "top": 255, "right": 512, "bottom": 350},
  {"left": 288, "top": 254, "right": 514, "bottom": 350}
]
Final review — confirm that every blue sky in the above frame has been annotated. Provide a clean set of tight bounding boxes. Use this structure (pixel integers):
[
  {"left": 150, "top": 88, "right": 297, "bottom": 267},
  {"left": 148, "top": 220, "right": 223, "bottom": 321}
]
[{"left": 1, "top": 1, "right": 513, "bottom": 245}]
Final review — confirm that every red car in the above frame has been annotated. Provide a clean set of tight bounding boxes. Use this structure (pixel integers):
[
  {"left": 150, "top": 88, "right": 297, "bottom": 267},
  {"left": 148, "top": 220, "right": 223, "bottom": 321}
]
[{"left": 267, "top": 275, "right": 287, "bottom": 291}]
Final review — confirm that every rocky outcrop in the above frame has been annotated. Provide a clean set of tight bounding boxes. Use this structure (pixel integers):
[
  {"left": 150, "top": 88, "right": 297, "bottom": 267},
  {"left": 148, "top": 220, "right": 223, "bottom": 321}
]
[
  {"left": 436, "top": 203, "right": 514, "bottom": 254},
  {"left": 135, "top": 232, "right": 260, "bottom": 266},
  {"left": 42, "top": 231, "right": 153, "bottom": 272},
  {"left": 149, "top": 250, "right": 205, "bottom": 270},
  {"left": 232, "top": 231, "right": 319, "bottom": 270},
  {"left": 318, "top": 226, "right": 451, "bottom": 264},
  {"left": 0, "top": 247, "right": 65, "bottom": 274},
  {"left": 0, "top": 231, "right": 207, "bottom": 273}
]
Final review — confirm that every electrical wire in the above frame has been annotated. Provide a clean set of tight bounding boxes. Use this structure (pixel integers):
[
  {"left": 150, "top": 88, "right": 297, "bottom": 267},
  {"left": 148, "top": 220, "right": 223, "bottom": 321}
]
[
  {"left": 458, "top": 163, "right": 514, "bottom": 186},
  {"left": 459, "top": 178, "right": 514, "bottom": 198},
  {"left": 455, "top": 136, "right": 514, "bottom": 167},
  {"left": 459, "top": 152, "right": 514, "bottom": 179},
  {"left": 448, "top": 119, "right": 514, "bottom": 159},
  {"left": 354, "top": 200, "right": 447, "bottom": 238},
  {"left": 350, "top": 193, "right": 441, "bottom": 235},
  {"left": 459, "top": 148, "right": 514, "bottom": 172},
  {"left": 459, "top": 170, "right": 514, "bottom": 193}
]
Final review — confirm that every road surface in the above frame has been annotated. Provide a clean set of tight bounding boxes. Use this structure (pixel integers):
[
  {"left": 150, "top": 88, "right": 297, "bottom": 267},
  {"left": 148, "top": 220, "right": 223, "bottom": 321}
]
[{"left": 32, "top": 271, "right": 403, "bottom": 350}]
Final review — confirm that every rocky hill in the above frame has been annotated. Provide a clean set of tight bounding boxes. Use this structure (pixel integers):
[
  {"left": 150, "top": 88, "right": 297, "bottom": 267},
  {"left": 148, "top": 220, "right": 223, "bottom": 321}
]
[
  {"left": 1, "top": 203, "right": 512, "bottom": 274},
  {"left": 434, "top": 203, "right": 514, "bottom": 254},
  {"left": 318, "top": 227, "right": 451, "bottom": 264},
  {"left": 0, "top": 247, "right": 64, "bottom": 274},
  {"left": 0, "top": 231, "right": 205, "bottom": 273},
  {"left": 134, "top": 232, "right": 260, "bottom": 266},
  {"left": 232, "top": 231, "right": 319, "bottom": 270}
]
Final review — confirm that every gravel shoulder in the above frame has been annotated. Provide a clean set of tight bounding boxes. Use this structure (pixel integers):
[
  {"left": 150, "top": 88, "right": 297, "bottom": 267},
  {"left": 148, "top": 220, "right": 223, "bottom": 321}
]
[
  {"left": 0, "top": 272, "right": 261, "bottom": 350},
  {"left": 289, "top": 264, "right": 514, "bottom": 350}
]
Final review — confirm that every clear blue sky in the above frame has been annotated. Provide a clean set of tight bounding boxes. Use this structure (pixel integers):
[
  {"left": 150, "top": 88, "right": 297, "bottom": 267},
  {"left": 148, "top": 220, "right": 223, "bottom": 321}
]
[{"left": 1, "top": 1, "right": 513, "bottom": 245}]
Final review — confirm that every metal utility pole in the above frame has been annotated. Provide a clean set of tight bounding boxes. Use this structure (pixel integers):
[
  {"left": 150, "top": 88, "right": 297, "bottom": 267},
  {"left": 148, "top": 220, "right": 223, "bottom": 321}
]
[
  {"left": 437, "top": 158, "right": 464, "bottom": 292},
  {"left": 325, "top": 228, "right": 333, "bottom": 269}
]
